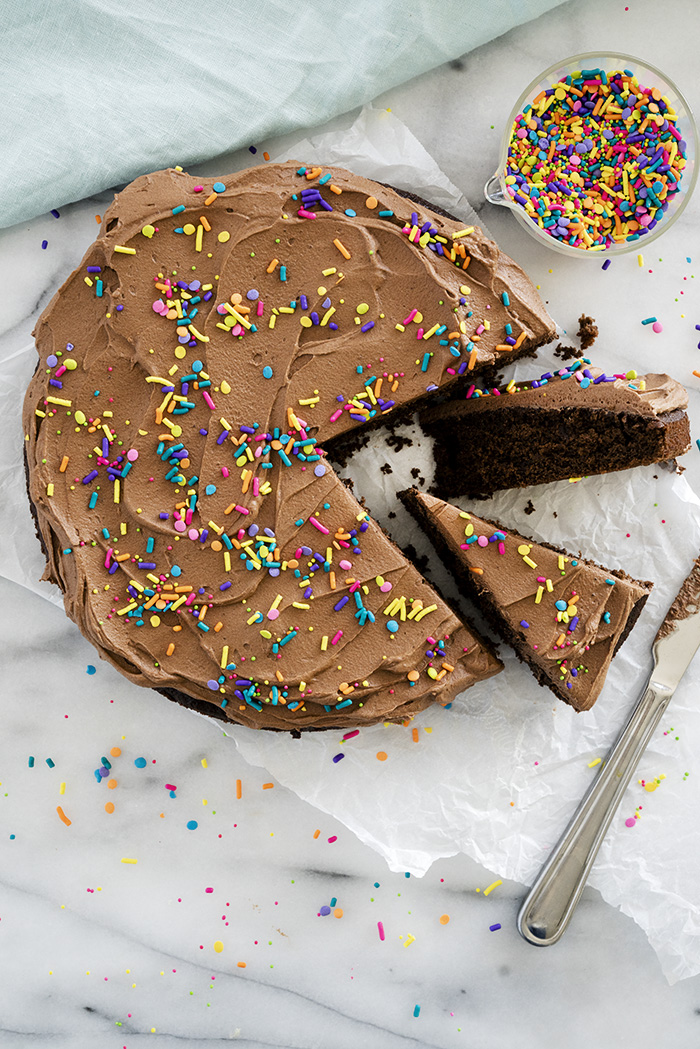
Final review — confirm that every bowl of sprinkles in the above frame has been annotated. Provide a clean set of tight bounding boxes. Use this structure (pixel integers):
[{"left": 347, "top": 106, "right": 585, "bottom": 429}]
[{"left": 484, "top": 53, "right": 697, "bottom": 255}]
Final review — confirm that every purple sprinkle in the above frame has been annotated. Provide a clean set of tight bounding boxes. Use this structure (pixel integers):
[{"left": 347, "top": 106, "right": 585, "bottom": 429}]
[
  {"left": 207, "top": 680, "right": 219, "bottom": 691},
  {"left": 50, "top": 209, "right": 60, "bottom": 219},
  {"left": 319, "top": 905, "right": 331, "bottom": 916},
  {"left": 489, "top": 924, "right": 502, "bottom": 932},
  {"left": 41, "top": 240, "right": 48, "bottom": 249},
  {"left": 520, "top": 620, "right": 529, "bottom": 629},
  {"left": 332, "top": 753, "right": 345, "bottom": 763},
  {"left": 602, "top": 259, "right": 611, "bottom": 271},
  {"left": 361, "top": 321, "right": 375, "bottom": 333},
  {"left": 219, "top": 581, "right": 232, "bottom": 591}
]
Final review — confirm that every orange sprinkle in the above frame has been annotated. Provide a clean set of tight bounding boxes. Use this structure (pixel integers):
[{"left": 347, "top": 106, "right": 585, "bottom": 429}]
[
  {"left": 266, "top": 258, "right": 279, "bottom": 273},
  {"left": 333, "top": 908, "right": 344, "bottom": 918},
  {"left": 263, "top": 152, "right": 270, "bottom": 162},
  {"left": 333, "top": 238, "right": 351, "bottom": 259},
  {"left": 107, "top": 779, "right": 117, "bottom": 790},
  {"left": 692, "top": 370, "right": 700, "bottom": 378},
  {"left": 59, "top": 455, "right": 69, "bottom": 472},
  {"left": 110, "top": 747, "right": 121, "bottom": 757},
  {"left": 470, "top": 566, "right": 484, "bottom": 575},
  {"left": 513, "top": 331, "right": 526, "bottom": 349},
  {"left": 56, "top": 806, "right": 71, "bottom": 826},
  {"left": 236, "top": 779, "right": 242, "bottom": 799},
  {"left": 467, "top": 348, "right": 478, "bottom": 370},
  {"left": 412, "top": 728, "right": 419, "bottom": 743},
  {"left": 313, "top": 828, "right": 321, "bottom": 838},
  {"left": 237, "top": 962, "right": 247, "bottom": 968},
  {"left": 328, "top": 183, "right": 342, "bottom": 194},
  {"left": 204, "top": 192, "right": 217, "bottom": 206},
  {"left": 365, "top": 196, "right": 378, "bottom": 209},
  {"left": 213, "top": 621, "right": 223, "bottom": 632},
  {"left": 199, "top": 215, "right": 211, "bottom": 231},
  {"left": 262, "top": 782, "right": 274, "bottom": 790},
  {"left": 95, "top": 214, "right": 102, "bottom": 223},
  {"left": 439, "top": 914, "right": 450, "bottom": 925},
  {"left": 376, "top": 751, "right": 388, "bottom": 761},
  {"left": 305, "top": 166, "right": 322, "bottom": 180},
  {"left": 105, "top": 802, "right": 115, "bottom": 814}
]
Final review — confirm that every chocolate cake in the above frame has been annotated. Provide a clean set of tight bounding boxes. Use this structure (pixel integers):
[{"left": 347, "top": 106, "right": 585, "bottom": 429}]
[
  {"left": 419, "top": 359, "right": 690, "bottom": 499},
  {"left": 23, "top": 161, "right": 557, "bottom": 731},
  {"left": 399, "top": 489, "right": 653, "bottom": 712}
]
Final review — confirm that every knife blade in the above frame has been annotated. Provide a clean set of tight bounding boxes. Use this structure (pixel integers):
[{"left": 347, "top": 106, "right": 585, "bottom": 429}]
[{"left": 517, "top": 556, "right": 700, "bottom": 947}]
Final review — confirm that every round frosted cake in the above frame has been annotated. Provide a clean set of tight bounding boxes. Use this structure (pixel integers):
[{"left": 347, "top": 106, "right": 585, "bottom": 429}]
[{"left": 23, "top": 161, "right": 555, "bottom": 730}]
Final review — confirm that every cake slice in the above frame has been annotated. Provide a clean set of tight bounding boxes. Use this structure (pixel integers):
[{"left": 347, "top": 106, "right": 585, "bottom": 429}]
[
  {"left": 399, "top": 489, "right": 653, "bottom": 711},
  {"left": 419, "top": 359, "right": 690, "bottom": 498}
]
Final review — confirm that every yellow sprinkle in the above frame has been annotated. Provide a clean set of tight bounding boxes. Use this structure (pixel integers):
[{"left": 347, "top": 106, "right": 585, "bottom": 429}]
[
  {"left": 201, "top": 758, "right": 208, "bottom": 769},
  {"left": 403, "top": 934, "right": 416, "bottom": 948},
  {"left": 637, "top": 253, "right": 644, "bottom": 267},
  {"left": 523, "top": 556, "right": 538, "bottom": 569},
  {"left": 114, "top": 246, "right": 136, "bottom": 254},
  {"left": 321, "top": 635, "right": 329, "bottom": 651},
  {"left": 535, "top": 586, "right": 544, "bottom": 604},
  {"left": 322, "top": 267, "right": 337, "bottom": 276},
  {"left": 220, "top": 645, "right": 229, "bottom": 669},
  {"left": 214, "top": 940, "right": 224, "bottom": 953},
  {"left": 120, "top": 858, "right": 138, "bottom": 864},
  {"left": 59, "top": 782, "right": 66, "bottom": 795},
  {"left": 452, "top": 227, "right": 474, "bottom": 239},
  {"left": 46, "top": 483, "right": 54, "bottom": 497},
  {"left": 113, "top": 479, "right": 120, "bottom": 503},
  {"left": 188, "top": 325, "right": 209, "bottom": 342},
  {"left": 588, "top": 758, "right": 602, "bottom": 768},
  {"left": 546, "top": 579, "right": 554, "bottom": 592},
  {"left": 195, "top": 224, "right": 204, "bottom": 252},
  {"left": 84, "top": 276, "right": 93, "bottom": 287},
  {"left": 422, "top": 323, "right": 440, "bottom": 340},
  {"left": 46, "top": 396, "right": 72, "bottom": 407},
  {"left": 483, "top": 879, "right": 502, "bottom": 896}
]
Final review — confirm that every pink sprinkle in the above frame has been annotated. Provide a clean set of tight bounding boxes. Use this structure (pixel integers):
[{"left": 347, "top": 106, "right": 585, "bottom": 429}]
[
  {"left": 652, "top": 321, "right": 663, "bottom": 333},
  {"left": 105, "top": 548, "right": 112, "bottom": 569},
  {"left": 205, "top": 887, "right": 214, "bottom": 893},
  {"left": 477, "top": 535, "right": 488, "bottom": 547},
  {"left": 493, "top": 388, "right": 501, "bottom": 396},
  {"left": 221, "top": 467, "right": 229, "bottom": 478},
  {"left": 327, "top": 835, "right": 338, "bottom": 843},
  {"left": 188, "top": 528, "right": 199, "bottom": 540},
  {"left": 202, "top": 390, "right": 216, "bottom": 410},
  {"left": 185, "top": 508, "right": 193, "bottom": 525},
  {"left": 256, "top": 300, "right": 264, "bottom": 317},
  {"left": 185, "top": 593, "right": 197, "bottom": 606},
  {"left": 403, "top": 309, "right": 418, "bottom": 325},
  {"left": 466, "top": 385, "right": 475, "bottom": 399},
  {"left": 309, "top": 516, "right": 330, "bottom": 534},
  {"left": 55, "top": 364, "right": 67, "bottom": 378},
  {"left": 446, "top": 367, "right": 456, "bottom": 375},
  {"left": 377, "top": 921, "right": 385, "bottom": 940},
  {"left": 498, "top": 542, "right": 505, "bottom": 555},
  {"left": 127, "top": 449, "right": 138, "bottom": 461},
  {"left": 329, "top": 408, "right": 343, "bottom": 423},
  {"left": 235, "top": 504, "right": 249, "bottom": 515},
  {"left": 267, "top": 608, "right": 280, "bottom": 621},
  {"left": 625, "top": 817, "right": 636, "bottom": 827},
  {"left": 253, "top": 477, "right": 259, "bottom": 498},
  {"left": 230, "top": 323, "right": 242, "bottom": 336},
  {"left": 193, "top": 185, "right": 203, "bottom": 192},
  {"left": 339, "top": 559, "right": 352, "bottom": 570},
  {"left": 342, "top": 730, "right": 360, "bottom": 740},
  {"left": 298, "top": 208, "right": 316, "bottom": 219},
  {"left": 152, "top": 299, "right": 166, "bottom": 313},
  {"left": 416, "top": 327, "right": 424, "bottom": 340},
  {"left": 174, "top": 519, "right": 187, "bottom": 532},
  {"left": 380, "top": 581, "right": 392, "bottom": 592},
  {"left": 475, "top": 324, "right": 485, "bottom": 336},
  {"left": 331, "top": 630, "right": 343, "bottom": 645},
  {"left": 165, "top": 783, "right": 177, "bottom": 791}
]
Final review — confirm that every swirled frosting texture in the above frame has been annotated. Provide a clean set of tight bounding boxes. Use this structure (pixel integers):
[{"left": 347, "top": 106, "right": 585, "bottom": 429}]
[
  {"left": 23, "top": 162, "right": 557, "bottom": 729},
  {"left": 402, "top": 490, "right": 653, "bottom": 712}
]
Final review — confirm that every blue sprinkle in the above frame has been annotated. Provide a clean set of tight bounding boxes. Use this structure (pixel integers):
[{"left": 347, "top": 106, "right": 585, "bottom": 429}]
[
  {"left": 386, "top": 620, "right": 399, "bottom": 633},
  {"left": 134, "top": 757, "right": 147, "bottom": 768},
  {"left": 87, "top": 665, "right": 96, "bottom": 675},
  {"left": 344, "top": 209, "right": 357, "bottom": 217},
  {"left": 212, "top": 182, "right": 226, "bottom": 192},
  {"left": 186, "top": 820, "right": 198, "bottom": 830}
]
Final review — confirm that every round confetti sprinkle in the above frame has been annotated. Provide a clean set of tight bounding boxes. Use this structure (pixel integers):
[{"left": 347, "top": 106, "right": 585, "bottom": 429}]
[
  {"left": 214, "top": 940, "right": 224, "bottom": 953},
  {"left": 134, "top": 757, "right": 147, "bottom": 768},
  {"left": 86, "top": 665, "right": 96, "bottom": 675},
  {"left": 186, "top": 820, "right": 198, "bottom": 830},
  {"left": 262, "top": 366, "right": 273, "bottom": 379},
  {"left": 376, "top": 751, "right": 388, "bottom": 761},
  {"left": 386, "top": 620, "right": 399, "bottom": 633},
  {"left": 212, "top": 182, "right": 226, "bottom": 193},
  {"left": 218, "top": 231, "right": 230, "bottom": 243},
  {"left": 439, "top": 914, "right": 450, "bottom": 925}
]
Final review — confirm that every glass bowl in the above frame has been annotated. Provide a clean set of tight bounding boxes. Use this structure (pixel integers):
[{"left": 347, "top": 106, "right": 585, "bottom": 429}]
[{"left": 484, "top": 52, "right": 698, "bottom": 257}]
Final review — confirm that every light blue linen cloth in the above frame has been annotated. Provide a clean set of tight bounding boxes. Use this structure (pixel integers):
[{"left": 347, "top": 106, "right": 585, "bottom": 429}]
[{"left": 1, "top": 0, "right": 564, "bottom": 228}]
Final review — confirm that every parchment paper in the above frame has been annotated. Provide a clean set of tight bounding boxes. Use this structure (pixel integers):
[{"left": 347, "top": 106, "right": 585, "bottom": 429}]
[{"left": 3, "top": 107, "right": 700, "bottom": 983}]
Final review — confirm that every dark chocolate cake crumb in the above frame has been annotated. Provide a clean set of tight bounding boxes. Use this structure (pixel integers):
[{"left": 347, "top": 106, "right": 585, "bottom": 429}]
[
  {"left": 524, "top": 500, "right": 536, "bottom": 516},
  {"left": 386, "top": 432, "right": 414, "bottom": 453},
  {"left": 410, "top": 468, "right": 420, "bottom": 479},
  {"left": 380, "top": 462, "right": 393, "bottom": 475},
  {"left": 388, "top": 511, "right": 396, "bottom": 519},
  {"left": 577, "top": 314, "right": 599, "bottom": 350},
  {"left": 403, "top": 543, "right": 430, "bottom": 576},
  {"left": 553, "top": 341, "right": 583, "bottom": 362}
]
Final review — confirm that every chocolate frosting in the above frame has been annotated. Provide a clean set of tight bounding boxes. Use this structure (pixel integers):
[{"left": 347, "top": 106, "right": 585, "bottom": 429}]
[
  {"left": 22, "top": 161, "right": 561, "bottom": 729},
  {"left": 404, "top": 491, "right": 653, "bottom": 712},
  {"left": 432, "top": 364, "right": 689, "bottom": 419}
]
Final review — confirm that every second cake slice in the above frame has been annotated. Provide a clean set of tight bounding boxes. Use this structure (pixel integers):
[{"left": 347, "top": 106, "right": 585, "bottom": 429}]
[{"left": 400, "top": 489, "right": 653, "bottom": 712}]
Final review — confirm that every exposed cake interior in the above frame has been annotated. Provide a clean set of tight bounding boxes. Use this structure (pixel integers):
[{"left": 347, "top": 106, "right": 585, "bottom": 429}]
[
  {"left": 399, "top": 488, "right": 653, "bottom": 712},
  {"left": 419, "top": 359, "right": 690, "bottom": 498}
]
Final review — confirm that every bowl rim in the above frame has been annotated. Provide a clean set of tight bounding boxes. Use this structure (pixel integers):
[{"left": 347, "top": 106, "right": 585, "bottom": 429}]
[{"left": 489, "top": 51, "right": 698, "bottom": 257}]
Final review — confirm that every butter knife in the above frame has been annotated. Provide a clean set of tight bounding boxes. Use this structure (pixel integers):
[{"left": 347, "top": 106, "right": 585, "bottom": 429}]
[{"left": 518, "top": 556, "right": 700, "bottom": 947}]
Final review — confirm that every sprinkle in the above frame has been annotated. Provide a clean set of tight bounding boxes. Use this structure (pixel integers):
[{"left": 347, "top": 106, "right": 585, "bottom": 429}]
[
  {"left": 489, "top": 923, "right": 502, "bottom": 932},
  {"left": 56, "top": 807, "right": 71, "bottom": 826},
  {"left": 114, "top": 245, "right": 136, "bottom": 254},
  {"left": 483, "top": 879, "right": 502, "bottom": 896},
  {"left": 377, "top": 921, "right": 385, "bottom": 940},
  {"left": 413, "top": 1005, "right": 421, "bottom": 1018},
  {"left": 333, "top": 238, "right": 351, "bottom": 259}
]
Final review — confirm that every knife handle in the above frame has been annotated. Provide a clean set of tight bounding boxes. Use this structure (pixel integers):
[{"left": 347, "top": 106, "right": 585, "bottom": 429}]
[{"left": 517, "top": 671, "right": 672, "bottom": 946}]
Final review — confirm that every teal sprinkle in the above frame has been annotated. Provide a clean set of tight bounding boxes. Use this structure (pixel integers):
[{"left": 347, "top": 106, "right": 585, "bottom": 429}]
[
  {"left": 172, "top": 204, "right": 185, "bottom": 215},
  {"left": 605, "top": 578, "right": 616, "bottom": 585},
  {"left": 88, "top": 492, "right": 98, "bottom": 509}
]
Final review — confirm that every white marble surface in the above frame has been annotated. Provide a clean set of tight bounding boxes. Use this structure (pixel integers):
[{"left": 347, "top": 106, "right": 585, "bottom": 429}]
[{"left": 3, "top": 0, "right": 700, "bottom": 1045}]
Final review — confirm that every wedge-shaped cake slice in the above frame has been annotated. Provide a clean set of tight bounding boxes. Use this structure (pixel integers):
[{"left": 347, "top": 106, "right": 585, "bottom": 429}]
[
  {"left": 400, "top": 489, "right": 653, "bottom": 711},
  {"left": 419, "top": 359, "right": 690, "bottom": 498}
]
